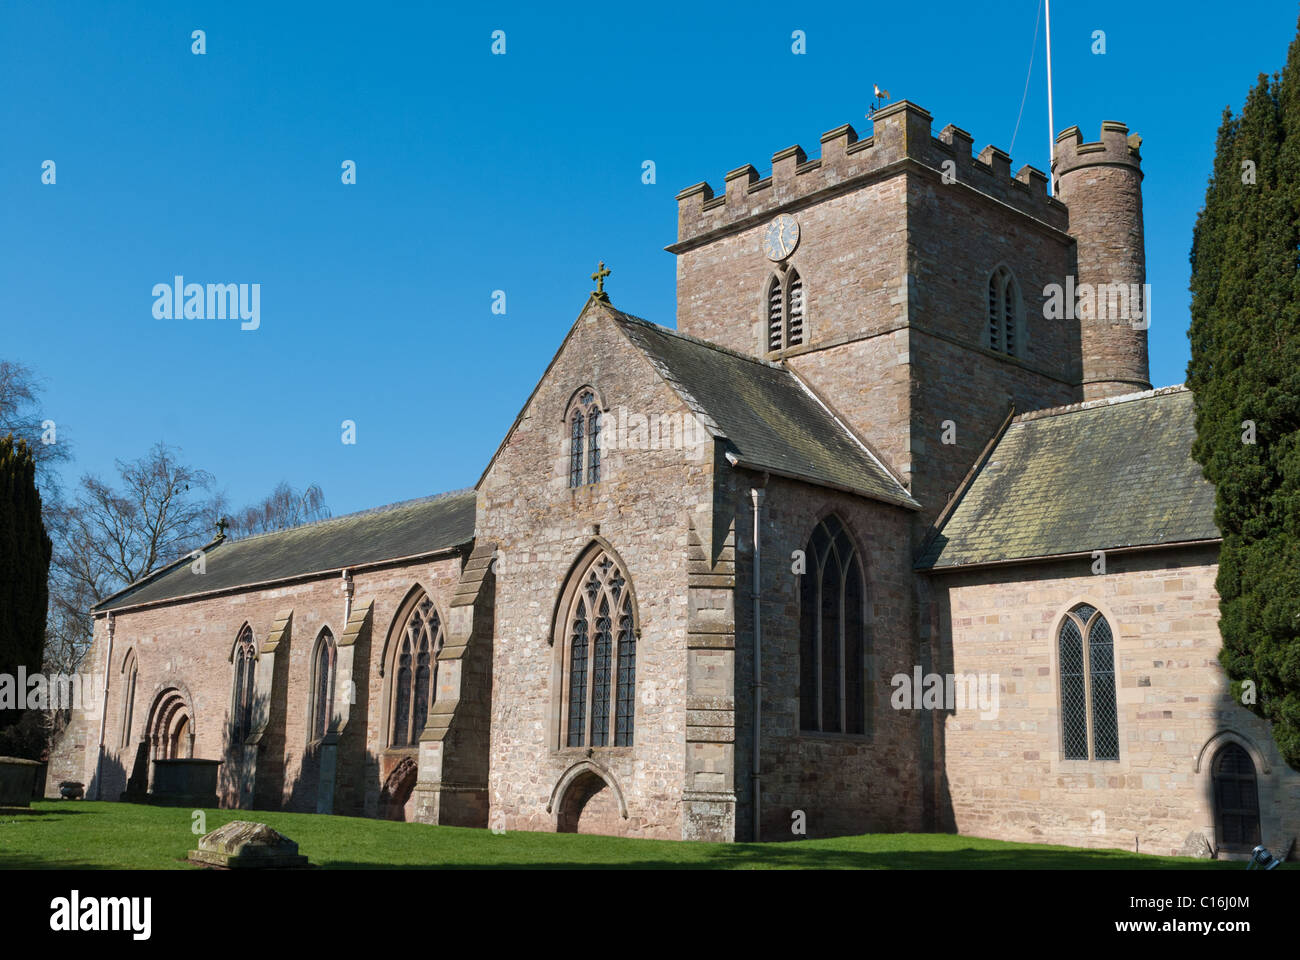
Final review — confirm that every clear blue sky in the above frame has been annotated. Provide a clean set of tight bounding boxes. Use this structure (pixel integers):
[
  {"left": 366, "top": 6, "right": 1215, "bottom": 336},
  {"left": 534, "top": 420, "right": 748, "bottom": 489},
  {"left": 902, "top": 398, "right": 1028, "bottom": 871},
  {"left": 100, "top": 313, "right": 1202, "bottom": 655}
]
[{"left": 4, "top": 1, "right": 1297, "bottom": 517}]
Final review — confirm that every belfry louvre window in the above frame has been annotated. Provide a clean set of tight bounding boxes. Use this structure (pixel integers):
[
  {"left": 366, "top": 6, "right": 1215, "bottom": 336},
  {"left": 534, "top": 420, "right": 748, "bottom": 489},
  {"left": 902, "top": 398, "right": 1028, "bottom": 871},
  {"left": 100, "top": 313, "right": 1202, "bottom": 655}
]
[
  {"left": 390, "top": 596, "right": 444, "bottom": 748},
  {"left": 765, "top": 269, "right": 805, "bottom": 353},
  {"left": 309, "top": 628, "right": 336, "bottom": 743},
  {"left": 568, "top": 390, "right": 601, "bottom": 488},
  {"left": 1058, "top": 604, "right": 1119, "bottom": 761},
  {"left": 799, "top": 515, "right": 867, "bottom": 735},
  {"left": 987, "top": 266, "right": 1019, "bottom": 357},
  {"left": 561, "top": 548, "right": 637, "bottom": 748},
  {"left": 231, "top": 627, "right": 256, "bottom": 746}
]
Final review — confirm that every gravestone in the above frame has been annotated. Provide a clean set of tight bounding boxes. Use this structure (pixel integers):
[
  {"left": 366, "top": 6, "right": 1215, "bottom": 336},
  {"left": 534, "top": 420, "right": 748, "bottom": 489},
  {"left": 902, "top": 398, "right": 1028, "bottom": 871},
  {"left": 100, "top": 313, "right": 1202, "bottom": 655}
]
[
  {"left": 188, "top": 821, "right": 308, "bottom": 869},
  {"left": 0, "top": 757, "right": 42, "bottom": 807}
]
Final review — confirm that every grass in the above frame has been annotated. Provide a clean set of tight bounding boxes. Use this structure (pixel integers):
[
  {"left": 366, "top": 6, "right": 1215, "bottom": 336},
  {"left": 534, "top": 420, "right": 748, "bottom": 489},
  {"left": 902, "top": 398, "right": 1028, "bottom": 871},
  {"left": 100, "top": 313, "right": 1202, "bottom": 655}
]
[{"left": 0, "top": 800, "right": 1246, "bottom": 870}]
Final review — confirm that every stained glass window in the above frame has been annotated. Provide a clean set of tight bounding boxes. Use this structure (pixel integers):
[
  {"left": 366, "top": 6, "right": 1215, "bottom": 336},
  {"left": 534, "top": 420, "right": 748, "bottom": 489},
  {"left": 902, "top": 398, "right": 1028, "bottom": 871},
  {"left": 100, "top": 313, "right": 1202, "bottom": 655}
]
[
  {"left": 798, "top": 515, "right": 868, "bottom": 734},
  {"left": 569, "top": 390, "right": 602, "bottom": 487},
  {"left": 562, "top": 548, "right": 636, "bottom": 747},
  {"left": 390, "top": 597, "right": 443, "bottom": 748},
  {"left": 311, "top": 629, "right": 335, "bottom": 743},
  {"left": 1058, "top": 605, "right": 1120, "bottom": 761},
  {"left": 232, "top": 629, "right": 256, "bottom": 745}
]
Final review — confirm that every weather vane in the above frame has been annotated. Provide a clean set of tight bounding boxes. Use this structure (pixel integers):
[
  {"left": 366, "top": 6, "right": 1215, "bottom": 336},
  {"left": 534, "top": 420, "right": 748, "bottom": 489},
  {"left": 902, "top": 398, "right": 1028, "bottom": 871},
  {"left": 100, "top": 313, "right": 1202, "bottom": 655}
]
[{"left": 868, "top": 84, "right": 891, "bottom": 119}]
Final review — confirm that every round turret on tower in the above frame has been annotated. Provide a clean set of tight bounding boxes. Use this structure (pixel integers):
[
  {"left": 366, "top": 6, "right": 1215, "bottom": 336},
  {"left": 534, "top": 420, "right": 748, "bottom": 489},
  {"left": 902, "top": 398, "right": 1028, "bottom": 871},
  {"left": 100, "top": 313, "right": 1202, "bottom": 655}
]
[{"left": 1053, "top": 121, "right": 1151, "bottom": 399}]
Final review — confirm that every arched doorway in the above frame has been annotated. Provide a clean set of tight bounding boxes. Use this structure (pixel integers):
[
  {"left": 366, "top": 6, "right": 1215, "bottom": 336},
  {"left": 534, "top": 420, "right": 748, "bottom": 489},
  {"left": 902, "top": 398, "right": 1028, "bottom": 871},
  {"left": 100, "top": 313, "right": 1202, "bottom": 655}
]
[
  {"left": 1212, "top": 742, "right": 1260, "bottom": 853},
  {"left": 379, "top": 757, "right": 419, "bottom": 821},
  {"left": 146, "top": 687, "right": 195, "bottom": 761},
  {"left": 556, "top": 770, "right": 622, "bottom": 835}
]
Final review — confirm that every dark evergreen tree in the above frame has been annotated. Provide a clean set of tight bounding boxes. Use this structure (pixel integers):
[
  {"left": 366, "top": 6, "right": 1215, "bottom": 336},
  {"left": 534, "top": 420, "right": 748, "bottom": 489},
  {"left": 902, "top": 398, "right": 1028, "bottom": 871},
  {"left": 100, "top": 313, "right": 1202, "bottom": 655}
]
[
  {"left": 0, "top": 434, "right": 52, "bottom": 751},
  {"left": 1188, "top": 21, "right": 1300, "bottom": 770}
]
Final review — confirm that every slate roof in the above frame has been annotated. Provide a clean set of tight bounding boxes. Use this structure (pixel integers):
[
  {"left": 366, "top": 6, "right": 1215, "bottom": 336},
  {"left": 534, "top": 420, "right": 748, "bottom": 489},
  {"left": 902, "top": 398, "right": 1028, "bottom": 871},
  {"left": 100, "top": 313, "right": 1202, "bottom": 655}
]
[
  {"left": 613, "top": 312, "right": 919, "bottom": 509},
  {"left": 916, "top": 386, "right": 1220, "bottom": 571},
  {"left": 94, "top": 490, "right": 476, "bottom": 612}
]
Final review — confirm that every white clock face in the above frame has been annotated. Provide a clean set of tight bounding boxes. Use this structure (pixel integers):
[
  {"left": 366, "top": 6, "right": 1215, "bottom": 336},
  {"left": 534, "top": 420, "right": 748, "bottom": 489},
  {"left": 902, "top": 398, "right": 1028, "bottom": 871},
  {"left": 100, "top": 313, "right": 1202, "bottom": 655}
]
[{"left": 762, "top": 214, "right": 799, "bottom": 261}]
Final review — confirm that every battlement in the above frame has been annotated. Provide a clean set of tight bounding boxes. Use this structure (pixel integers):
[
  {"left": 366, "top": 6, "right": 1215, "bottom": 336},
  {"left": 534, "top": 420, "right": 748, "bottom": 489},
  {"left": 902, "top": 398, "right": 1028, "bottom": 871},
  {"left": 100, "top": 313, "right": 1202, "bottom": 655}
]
[
  {"left": 670, "top": 100, "right": 1067, "bottom": 251},
  {"left": 1052, "top": 121, "right": 1143, "bottom": 180}
]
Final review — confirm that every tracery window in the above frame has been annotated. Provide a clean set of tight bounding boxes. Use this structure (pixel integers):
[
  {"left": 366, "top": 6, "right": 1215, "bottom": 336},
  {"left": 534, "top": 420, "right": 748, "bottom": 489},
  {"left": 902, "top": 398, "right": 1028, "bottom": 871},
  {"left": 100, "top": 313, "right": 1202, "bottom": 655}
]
[
  {"left": 560, "top": 548, "right": 636, "bottom": 748},
  {"left": 389, "top": 595, "right": 444, "bottom": 748},
  {"left": 1058, "top": 604, "right": 1119, "bottom": 761},
  {"left": 766, "top": 269, "right": 805, "bottom": 353},
  {"left": 568, "top": 390, "right": 601, "bottom": 488},
  {"left": 309, "top": 628, "right": 336, "bottom": 743},
  {"left": 231, "top": 627, "right": 256, "bottom": 746},
  {"left": 987, "top": 266, "right": 1021, "bottom": 357},
  {"left": 798, "top": 515, "right": 867, "bottom": 735}
]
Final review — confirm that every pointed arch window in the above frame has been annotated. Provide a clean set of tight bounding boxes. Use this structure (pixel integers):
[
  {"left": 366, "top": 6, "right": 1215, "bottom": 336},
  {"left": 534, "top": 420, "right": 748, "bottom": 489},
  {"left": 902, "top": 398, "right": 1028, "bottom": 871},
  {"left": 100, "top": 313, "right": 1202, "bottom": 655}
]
[
  {"left": 231, "top": 627, "right": 256, "bottom": 746},
  {"left": 568, "top": 390, "right": 602, "bottom": 488},
  {"left": 560, "top": 548, "right": 637, "bottom": 748},
  {"left": 799, "top": 515, "right": 867, "bottom": 735},
  {"left": 765, "top": 269, "right": 806, "bottom": 353},
  {"left": 1058, "top": 604, "right": 1119, "bottom": 761},
  {"left": 309, "top": 628, "right": 336, "bottom": 743},
  {"left": 389, "top": 595, "right": 445, "bottom": 748},
  {"left": 987, "top": 266, "right": 1021, "bottom": 357},
  {"left": 119, "top": 650, "right": 138, "bottom": 750}
]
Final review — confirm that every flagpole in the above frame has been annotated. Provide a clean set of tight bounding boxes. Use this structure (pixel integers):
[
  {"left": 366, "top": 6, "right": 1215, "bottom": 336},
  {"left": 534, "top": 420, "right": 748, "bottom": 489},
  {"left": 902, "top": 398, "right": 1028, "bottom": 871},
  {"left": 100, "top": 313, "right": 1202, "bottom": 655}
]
[{"left": 1045, "top": 0, "right": 1056, "bottom": 195}]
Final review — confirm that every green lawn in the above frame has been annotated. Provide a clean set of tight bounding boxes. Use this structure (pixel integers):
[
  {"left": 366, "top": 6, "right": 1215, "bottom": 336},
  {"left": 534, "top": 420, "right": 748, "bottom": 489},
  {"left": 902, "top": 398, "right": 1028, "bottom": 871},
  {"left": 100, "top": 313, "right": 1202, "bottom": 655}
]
[{"left": 0, "top": 800, "right": 1245, "bottom": 869}]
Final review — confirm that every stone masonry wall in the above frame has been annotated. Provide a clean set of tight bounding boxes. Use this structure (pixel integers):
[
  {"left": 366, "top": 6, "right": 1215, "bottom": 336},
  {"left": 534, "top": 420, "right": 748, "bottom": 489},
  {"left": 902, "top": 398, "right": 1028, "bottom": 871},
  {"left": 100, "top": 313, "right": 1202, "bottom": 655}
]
[
  {"left": 928, "top": 546, "right": 1300, "bottom": 857},
  {"left": 477, "top": 300, "right": 716, "bottom": 840},
  {"left": 727, "top": 472, "right": 923, "bottom": 841},
  {"left": 55, "top": 552, "right": 463, "bottom": 817}
]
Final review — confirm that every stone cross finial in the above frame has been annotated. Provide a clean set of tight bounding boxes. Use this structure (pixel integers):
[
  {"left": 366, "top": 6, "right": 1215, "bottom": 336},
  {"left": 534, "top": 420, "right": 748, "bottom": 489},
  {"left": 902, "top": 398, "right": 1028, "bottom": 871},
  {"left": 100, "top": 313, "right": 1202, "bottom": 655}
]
[
  {"left": 591, "top": 261, "right": 611, "bottom": 301},
  {"left": 216, "top": 517, "right": 229, "bottom": 538}
]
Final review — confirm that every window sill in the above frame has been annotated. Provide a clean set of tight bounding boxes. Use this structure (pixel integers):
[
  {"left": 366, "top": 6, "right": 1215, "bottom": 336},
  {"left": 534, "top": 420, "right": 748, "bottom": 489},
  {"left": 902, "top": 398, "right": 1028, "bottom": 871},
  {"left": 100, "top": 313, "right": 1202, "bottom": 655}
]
[
  {"left": 794, "top": 730, "right": 871, "bottom": 743},
  {"left": 552, "top": 746, "right": 634, "bottom": 759}
]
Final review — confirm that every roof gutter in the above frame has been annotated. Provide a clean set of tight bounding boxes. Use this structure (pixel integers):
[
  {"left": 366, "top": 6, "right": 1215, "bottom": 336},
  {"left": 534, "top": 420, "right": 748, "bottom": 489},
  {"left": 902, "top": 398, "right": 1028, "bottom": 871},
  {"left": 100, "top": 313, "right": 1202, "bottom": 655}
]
[
  {"left": 95, "top": 541, "right": 472, "bottom": 617},
  {"left": 918, "top": 537, "right": 1223, "bottom": 575}
]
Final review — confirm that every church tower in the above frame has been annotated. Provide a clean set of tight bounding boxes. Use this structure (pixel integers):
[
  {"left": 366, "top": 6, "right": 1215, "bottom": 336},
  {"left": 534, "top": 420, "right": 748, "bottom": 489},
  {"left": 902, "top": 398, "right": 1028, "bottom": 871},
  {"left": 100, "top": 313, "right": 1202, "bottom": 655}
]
[
  {"left": 1053, "top": 122, "right": 1152, "bottom": 399},
  {"left": 667, "top": 101, "right": 1079, "bottom": 524}
]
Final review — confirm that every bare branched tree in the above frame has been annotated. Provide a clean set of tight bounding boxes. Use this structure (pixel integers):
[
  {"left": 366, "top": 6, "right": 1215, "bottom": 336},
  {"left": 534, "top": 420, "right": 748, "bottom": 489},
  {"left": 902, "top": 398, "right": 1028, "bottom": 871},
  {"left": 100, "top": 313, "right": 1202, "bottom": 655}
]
[
  {"left": 0, "top": 359, "right": 71, "bottom": 500},
  {"left": 226, "top": 481, "right": 330, "bottom": 537}
]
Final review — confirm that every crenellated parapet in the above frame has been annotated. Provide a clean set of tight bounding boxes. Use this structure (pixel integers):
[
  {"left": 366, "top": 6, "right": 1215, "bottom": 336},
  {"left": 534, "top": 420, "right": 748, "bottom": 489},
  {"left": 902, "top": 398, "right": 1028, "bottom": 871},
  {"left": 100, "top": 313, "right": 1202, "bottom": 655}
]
[
  {"left": 1052, "top": 121, "right": 1143, "bottom": 182},
  {"left": 672, "top": 101, "right": 1066, "bottom": 250}
]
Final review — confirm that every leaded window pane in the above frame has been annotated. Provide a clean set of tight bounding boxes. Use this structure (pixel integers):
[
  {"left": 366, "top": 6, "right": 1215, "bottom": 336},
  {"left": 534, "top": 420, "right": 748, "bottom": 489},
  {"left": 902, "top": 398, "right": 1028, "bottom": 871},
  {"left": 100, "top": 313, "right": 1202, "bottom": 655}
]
[
  {"left": 591, "top": 596, "right": 612, "bottom": 747},
  {"left": 570, "top": 414, "right": 584, "bottom": 488},
  {"left": 1088, "top": 614, "right": 1119, "bottom": 760},
  {"left": 820, "top": 548, "right": 842, "bottom": 733},
  {"left": 392, "top": 637, "right": 412, "bottom": 746},
  {"left": 843, "top": 554, "right": 865, "bottom": 735},
  {"left": 615, "top": 611, "right": 636, "bottom": 746},
  {"left": 1059, "top": 618, "right": 1088, "bottom": 759},
  {"left": 587, "top": 409, "right": 601, "bottom": 484},
  {"left": 567, "top": 600, "right": 589, "bottom": 747},
  {"left": 314, "top": 631, "right": 334, "bottom": 742},
  {"left": 412, "top": 651, "right": 431, "bottom": 741},
  {"left": 798, "top": 557, "right": 818, "bottom": 731}
]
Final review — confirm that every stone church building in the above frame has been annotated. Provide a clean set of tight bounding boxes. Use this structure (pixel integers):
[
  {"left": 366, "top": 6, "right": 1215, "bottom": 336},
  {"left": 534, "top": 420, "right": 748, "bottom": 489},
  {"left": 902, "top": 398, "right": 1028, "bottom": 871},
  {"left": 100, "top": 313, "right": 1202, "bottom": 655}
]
[{"left": 50, "top": 100, "right": 1300, "bottom": 858}]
